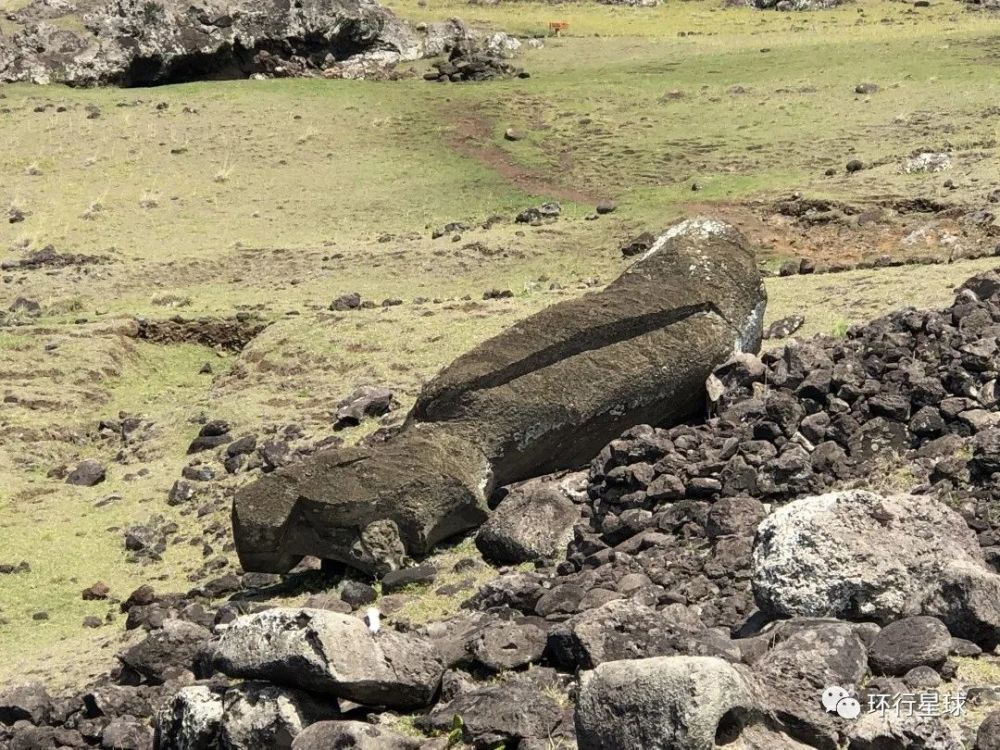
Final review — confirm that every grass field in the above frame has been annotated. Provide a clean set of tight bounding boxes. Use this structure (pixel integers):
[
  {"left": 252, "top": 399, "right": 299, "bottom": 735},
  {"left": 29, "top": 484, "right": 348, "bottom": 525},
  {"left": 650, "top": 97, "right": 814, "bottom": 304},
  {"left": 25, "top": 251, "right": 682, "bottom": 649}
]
[{"left": 1, "top": 0, "right": 999, "bottom": 687}]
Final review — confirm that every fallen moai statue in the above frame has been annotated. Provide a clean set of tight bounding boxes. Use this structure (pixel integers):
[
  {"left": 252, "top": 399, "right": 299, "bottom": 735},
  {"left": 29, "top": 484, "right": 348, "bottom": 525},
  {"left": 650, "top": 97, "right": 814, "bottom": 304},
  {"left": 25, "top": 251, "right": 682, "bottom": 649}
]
[{"left": 233, "top": 217, "right": 767, "bottom": 574}]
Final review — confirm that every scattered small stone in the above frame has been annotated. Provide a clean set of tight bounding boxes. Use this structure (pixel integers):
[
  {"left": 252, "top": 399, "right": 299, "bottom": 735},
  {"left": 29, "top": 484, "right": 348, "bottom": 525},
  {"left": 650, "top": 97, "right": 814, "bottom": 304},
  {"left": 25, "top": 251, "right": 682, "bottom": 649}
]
[
  {"left": 381, "top": 564, "right": 437, "bottom": 593},
  {"left": 82, "top": 581, "right": 110, "bottom": 601},
  {"left": 515, "top": 202, "right": 561, "bottom": 224},
  {"left": 330, "top": 292, "right": 362, "bottom": 311},
  {"left": 620, "top": 232, "right": 655, "bottom": 257},
  {"left": 66, "top": 459, "right": 106, "bottom": 487},
  {"left": 167, "top": 480, "right": 196, "bottom": 506},
  {"left": 483, "top": 288, "right": 514, "bottom": 300}
]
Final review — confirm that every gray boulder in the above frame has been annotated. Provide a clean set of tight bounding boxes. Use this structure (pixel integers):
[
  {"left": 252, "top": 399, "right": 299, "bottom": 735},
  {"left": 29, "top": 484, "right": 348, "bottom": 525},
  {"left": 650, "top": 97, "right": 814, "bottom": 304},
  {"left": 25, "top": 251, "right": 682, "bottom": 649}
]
[
  {"left": 334, "top": 386, "right": 396, "bottom": 429},
  {"left": 848, "top": 710, "right": 962, "bottom": 750},
  {"left": 469, "top": 619, "right": 547, "bottom": 672},
  {"left": 117, "top": 619, "right": 212, "bottom": 684},
  {"left": 0, "top": 0, "right": 428, "bottom": 86},
  {"left": 575, "top": 656, "right": 762, "bottom": 750},
  {"left": 751, "top": 490, "right": 1000, "bottom": 646},
  {"left": 291, "top": 721, "right": 423, "bottom": 750},
  {"left": 219, "top": 682, "right": 338, "bottom": 749},
  {"left": 977, "top": 711, "right": 1000, "bottom": 750},
  {"left": 234, "top": 218, "right": 766, "bottom": 574},
  {"left": 213, "top": 608, "right": 444, "bottom": 709},
  {"left": 66, "top": 458, "right": 106, "bottom": 486},
  {"left": 100, "top": 717, "right": 154, "bottom": 749},
  {"left": 0, "top": 683, "right": 51, "bottom": 726},
  {"left": 475, "top": 471, "right": 584, "bottom": 564},
  {"left": 156, "top": 682, "right": 338, "bottom": 750}
]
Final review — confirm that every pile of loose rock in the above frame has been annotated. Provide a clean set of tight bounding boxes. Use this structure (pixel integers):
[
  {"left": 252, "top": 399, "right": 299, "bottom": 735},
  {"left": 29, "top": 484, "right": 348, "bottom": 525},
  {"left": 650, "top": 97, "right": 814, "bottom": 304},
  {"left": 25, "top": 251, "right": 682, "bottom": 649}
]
[
  {"left": 7, "top": 262, "right": 1000, "bottom": 748},
  {"left": 423, "top": 38, "right": 528, "bottom": 82}
]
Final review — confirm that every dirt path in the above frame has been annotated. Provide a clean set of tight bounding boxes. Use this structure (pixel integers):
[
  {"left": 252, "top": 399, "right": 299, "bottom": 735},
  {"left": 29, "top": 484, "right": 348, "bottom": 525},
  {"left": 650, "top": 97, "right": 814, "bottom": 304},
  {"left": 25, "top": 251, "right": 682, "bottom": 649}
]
[{"left": 448, "top": 112, "right": 604, "bottom": 206}]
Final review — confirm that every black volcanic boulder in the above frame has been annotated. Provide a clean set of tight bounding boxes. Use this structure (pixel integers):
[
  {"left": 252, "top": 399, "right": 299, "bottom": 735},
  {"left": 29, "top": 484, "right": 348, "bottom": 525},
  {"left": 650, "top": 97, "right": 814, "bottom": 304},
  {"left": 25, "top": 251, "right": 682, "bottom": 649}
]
[{"left": 233, "top": 217, "right": 767, "bottom": 574}]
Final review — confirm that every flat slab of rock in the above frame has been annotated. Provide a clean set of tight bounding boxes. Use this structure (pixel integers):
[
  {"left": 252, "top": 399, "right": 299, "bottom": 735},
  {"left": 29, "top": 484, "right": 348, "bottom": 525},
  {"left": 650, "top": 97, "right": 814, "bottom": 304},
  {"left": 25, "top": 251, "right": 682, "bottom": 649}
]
[
  {"left": 0, "top": 683, "right": 51, "bottom": 726},
  {"left": 419, "top": 682, "right": 572, "bottom": 748},
  {"left": 213, "top": 608, "right": 444, "bottom": 709}
]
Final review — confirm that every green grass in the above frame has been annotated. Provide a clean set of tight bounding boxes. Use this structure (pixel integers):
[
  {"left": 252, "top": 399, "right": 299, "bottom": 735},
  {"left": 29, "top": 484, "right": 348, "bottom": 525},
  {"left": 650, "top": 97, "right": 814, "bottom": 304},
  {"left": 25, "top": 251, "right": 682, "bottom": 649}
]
[{"left": 389, "top": 538, "right": 498, "bottom": 625}]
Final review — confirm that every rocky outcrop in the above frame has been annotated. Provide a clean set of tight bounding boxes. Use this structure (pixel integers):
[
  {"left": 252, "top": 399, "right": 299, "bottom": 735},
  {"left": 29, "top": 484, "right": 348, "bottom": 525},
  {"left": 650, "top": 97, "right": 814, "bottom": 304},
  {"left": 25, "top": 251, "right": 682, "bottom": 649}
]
[
  {"left": 0, "top": 0, "right": 446, "bottom": 86},
  {"left": 233, "top": 217, "right": 766, "bottom": 574}
]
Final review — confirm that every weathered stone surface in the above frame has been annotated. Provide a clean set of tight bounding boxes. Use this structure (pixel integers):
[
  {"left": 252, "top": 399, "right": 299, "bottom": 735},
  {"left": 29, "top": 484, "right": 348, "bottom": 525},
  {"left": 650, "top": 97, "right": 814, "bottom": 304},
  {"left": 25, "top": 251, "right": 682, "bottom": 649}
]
[
  {"left": 0, "top": 683, "right": 51, "bottom": 726},
  {"left": 100, "top": 716, "right": 153, "bottom": 749},
  {"left": 233, "top": 424, "right": 490, "bottom": 574},
  {"left": 334, "top": 386, "right": 396, "bottom": 429},
  {"left": 475, "top": 472, "right": 583, "bottom": 564},
  {"left": 0, "top": 0, "right": 430, "bottom": 86},
  {"left": 868, "top": 616, "right": 952, "bottom": 676},
  {"left": 575, "top": 656, "right": 762, "bottom": 750},
  {"left": 411, "top": 217, "right": 766, "bottom": 483},
  {"left": 470, "top": 619, "right": 547, "bottom": 672},
  {"left": 977, "top": 710, "right": 1000, "bottom": 750},
  {"left": 117, "top": 619, "right": 212, "bottom": 684},
  {"left": 753, "top": 621, "right": 868, "bottom": 749},
  {"left": 219, "top": 682, "right": 338, "bottom": 749},
  {"left": 548, "top": 599, "right": 739, "bottom": 671},
  {"left": 751, "top": 490, "right": 1000, "bottom": 645},
  {"left": 291, "top": 720, "right": 423, "bottom": 750},
  {"left": 848, "top": 710, "right": 962, "bottom": 750},
  {"left": 419, "top": 682, "right": 572, "bottom": 748},
  {"left": 213, "top": 608, "right": 444, "bottom": 709},
  {"left": 234, "top": 218, "right": 765, "bottom": 574},
  {"left": 154, "top": 685, "right": 223, "bottom": 750},
  {"left": 66, "top": 458, "right": 106, "bottom": 486}
]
